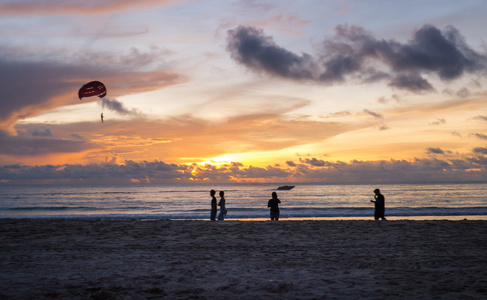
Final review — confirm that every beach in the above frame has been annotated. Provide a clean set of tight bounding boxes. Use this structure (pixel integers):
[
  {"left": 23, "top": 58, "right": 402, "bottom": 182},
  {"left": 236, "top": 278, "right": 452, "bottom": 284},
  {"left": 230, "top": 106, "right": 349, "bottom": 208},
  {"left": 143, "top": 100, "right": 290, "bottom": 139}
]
[{"left": 1, "top": 219, "right": 486, "bottom": 299}]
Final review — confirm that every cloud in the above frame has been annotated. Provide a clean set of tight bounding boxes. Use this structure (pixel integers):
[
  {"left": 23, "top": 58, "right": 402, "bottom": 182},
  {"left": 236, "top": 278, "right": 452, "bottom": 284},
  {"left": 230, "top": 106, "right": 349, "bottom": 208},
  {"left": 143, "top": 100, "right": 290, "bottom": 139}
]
[
  {"left": 429, "top": 118, "right": 446, "bottom": 126},
  {"left": 457, "top": 87, "right": 471, "bottom": 98},
  {"left": 226, "top": 26, "right": 316, "bottom": 81},
  {"left": 473, "top": 147, "right": 487, "bottom": 155},
  {"left": 98, "top": 98, "right": 141, "bottom": 116},
  {"left": 362, "top": 109, "right": 389, "bottom": 130},
  {"left": 385, "top": 95, "right": 486, "bottom": 116},
  {"left": 323, "top": 111, "right": 351, "bottom": 118},
  {"left": 0, "top": 160, "right": 187, "bottom": 184},
  {"left": 363, "top": 109, "right": 383, "bottom": 119},
  {"left": 300, "top": 157, "right": 326, "bottom": 167},
  {"left": 472, "top": 133, "right": 487, "bottom": 140},
  {"left": 290, "top": 157, "right": 486, "bottom": 184},
  {"left": 0, "top": 0, "right": 178, "bottom": 16},
  {"left": 5, "top": 112, "right": 359, "bottom": 164},
  {"left": 0, "top": 48, "right": 185, "bottom": 132},
  {"left": 388, "top": 73, "right": 434, "bottom": 92},
  {"left": 227, "top": 24, "right": 487, "bottom": 92},
  {"left": 474, "top": 115, "right": 487, "bottom": 121},
  {"left": 32, "top": 128, "right": 53, "bottom": 137},
  {"left": 1, "top": 155, "right": 485, "bottom": 185},
  {"left": 217, "top": 1, "right": 311, "bottom": 38},
  {"left": 427, "top": 147, "right": 445, "bottom": 155},
  {"left": 0, "top": 129, "right": 96, "bottom": 157},
  {"left": 286, "top": 160, "right": 296, "bottom": 167},
  {"left": 378, "top": 124, "right": 390, "bottom": 131},
  {"left": 228, "top": 164, "right": 292, "bottom": 180}
]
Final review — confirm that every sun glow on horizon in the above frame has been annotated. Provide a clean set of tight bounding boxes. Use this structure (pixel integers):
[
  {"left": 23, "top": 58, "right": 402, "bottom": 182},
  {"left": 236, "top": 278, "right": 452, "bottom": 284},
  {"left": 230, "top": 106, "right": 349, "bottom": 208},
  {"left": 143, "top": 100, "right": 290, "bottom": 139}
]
[
  {"left": 194, "top": 154, "right": 244, "bottom": 167},
  {"left": 1, "top": 1, "right": 486, "bottom": 184}
]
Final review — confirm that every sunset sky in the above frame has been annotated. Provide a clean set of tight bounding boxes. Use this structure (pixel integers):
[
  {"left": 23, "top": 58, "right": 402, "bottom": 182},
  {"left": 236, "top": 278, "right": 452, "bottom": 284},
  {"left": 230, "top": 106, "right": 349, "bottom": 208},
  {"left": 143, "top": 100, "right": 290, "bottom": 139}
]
[{"left": 1, "top": 0, "right": 486, "bottom": 184}]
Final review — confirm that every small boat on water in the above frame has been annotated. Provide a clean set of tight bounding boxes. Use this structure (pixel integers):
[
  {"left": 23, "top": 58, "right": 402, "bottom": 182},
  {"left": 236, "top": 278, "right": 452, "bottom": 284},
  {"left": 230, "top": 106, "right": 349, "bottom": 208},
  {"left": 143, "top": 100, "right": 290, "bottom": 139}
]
[{"left": 277, "top": 185, "right": 295, "bottom": 190}]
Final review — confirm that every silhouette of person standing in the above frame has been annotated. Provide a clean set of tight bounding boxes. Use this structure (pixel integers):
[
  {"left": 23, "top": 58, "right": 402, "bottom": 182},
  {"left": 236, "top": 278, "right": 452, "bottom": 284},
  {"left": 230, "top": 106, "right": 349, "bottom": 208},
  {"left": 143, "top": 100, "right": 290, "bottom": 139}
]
[
  {"left": 210, "top": 189, "right": 217, "bottom": 221},
  {"left": 268, "top": 192, "right": 281, "bottom": 221},
  {"left": 371, "top": 188, "right": 386, "bottom": 220},
  {"left": 218, "top": 191, "right": 226, "bottom": 221}
]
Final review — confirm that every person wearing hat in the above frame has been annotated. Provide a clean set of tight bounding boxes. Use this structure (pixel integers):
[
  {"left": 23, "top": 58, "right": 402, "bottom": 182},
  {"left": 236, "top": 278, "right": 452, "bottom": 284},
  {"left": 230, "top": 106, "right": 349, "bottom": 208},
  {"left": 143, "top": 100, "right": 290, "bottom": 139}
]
[{"left": 371, "top": 189, "right": 386, "bottom": 220}]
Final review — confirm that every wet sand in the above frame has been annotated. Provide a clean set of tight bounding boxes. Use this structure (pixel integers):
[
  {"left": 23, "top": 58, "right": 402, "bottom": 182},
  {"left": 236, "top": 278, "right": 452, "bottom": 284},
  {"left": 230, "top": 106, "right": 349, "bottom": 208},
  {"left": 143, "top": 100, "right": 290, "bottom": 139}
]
[{"left": 1, "top": 219, "right": 486, "bottom": 299}]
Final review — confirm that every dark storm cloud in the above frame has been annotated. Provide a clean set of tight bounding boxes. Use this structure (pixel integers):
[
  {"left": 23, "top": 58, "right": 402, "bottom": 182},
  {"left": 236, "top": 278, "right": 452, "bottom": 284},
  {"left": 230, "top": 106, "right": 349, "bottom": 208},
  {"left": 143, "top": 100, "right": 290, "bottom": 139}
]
[{"left": 227, "top": 24, "right": 486, "bottom": 92}]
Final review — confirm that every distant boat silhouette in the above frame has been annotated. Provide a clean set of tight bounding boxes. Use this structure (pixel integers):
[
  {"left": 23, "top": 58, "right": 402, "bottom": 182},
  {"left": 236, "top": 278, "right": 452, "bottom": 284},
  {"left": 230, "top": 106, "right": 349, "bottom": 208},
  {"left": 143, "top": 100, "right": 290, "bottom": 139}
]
[{"left": 277, "top": 185, "right": 295, "bottom": 190}]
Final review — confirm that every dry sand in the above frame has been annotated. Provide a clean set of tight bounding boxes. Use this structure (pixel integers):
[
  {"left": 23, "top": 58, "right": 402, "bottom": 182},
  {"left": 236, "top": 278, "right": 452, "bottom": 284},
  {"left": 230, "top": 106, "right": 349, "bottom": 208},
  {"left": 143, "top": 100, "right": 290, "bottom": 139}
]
[{"left": 1, "top": 219, "right": 486, "bottom": 299}]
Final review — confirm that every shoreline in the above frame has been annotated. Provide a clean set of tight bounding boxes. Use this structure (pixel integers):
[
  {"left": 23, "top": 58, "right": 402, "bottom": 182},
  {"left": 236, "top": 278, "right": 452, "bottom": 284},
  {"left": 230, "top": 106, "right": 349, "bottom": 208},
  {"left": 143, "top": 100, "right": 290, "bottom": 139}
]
[
  {"left": 1, "top": 219, "right": 486, "bottom": 299},
  {"left": 174, "top": 215, "right": 487, "bottom": 221},
  {"left": 3, "top": 214, "right": 487, "bottom": 221}
]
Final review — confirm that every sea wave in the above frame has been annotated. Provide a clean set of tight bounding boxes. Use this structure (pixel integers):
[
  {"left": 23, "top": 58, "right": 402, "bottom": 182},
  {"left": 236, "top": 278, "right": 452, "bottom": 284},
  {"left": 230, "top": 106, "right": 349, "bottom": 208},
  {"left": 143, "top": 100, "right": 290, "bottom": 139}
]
[
  {"left": 5, "top": 206, "right": 98, "bottom": 211},
  {"left": 1, "top": 183, "right": 486, "bottom": 219}
]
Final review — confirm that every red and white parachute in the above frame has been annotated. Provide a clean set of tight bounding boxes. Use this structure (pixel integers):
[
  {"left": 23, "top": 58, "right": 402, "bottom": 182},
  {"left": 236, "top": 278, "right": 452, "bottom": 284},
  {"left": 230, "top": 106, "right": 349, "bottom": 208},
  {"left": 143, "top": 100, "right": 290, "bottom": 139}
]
[{"left": 78, "top": 81, "right": 107, "bottom": 100}]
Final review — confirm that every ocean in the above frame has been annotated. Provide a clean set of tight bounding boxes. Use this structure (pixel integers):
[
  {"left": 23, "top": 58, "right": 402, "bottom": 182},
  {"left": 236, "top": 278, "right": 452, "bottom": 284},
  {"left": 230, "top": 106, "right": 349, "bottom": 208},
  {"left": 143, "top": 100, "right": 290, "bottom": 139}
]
[{"left": 1, "top": 183, "right": 486, "bottom": 220}]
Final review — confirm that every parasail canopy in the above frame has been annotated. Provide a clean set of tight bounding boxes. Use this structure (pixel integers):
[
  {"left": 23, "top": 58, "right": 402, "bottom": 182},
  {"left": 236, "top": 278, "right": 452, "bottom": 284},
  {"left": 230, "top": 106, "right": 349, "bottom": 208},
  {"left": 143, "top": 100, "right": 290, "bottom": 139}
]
[{"left": 78, "top": 81, "right": 107, "bottom": 100}]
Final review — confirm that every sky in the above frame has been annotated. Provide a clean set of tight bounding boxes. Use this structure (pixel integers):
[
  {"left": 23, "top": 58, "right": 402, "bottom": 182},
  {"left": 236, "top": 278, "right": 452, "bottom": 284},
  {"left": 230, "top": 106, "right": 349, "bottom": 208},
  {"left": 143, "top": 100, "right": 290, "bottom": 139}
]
[{"left": 0, "top": 0, "right": 486, "bottom": 185}]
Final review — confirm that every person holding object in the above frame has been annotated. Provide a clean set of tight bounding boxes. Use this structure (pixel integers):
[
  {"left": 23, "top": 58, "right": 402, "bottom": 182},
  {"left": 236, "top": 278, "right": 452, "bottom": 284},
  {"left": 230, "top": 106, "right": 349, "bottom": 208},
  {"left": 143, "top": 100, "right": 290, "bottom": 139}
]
[
  {"left": 371, "top": 188, "right": 386, "bottom": 220},
  {"left": 268, "top": 192, "right": 281, "bottom": 221}
]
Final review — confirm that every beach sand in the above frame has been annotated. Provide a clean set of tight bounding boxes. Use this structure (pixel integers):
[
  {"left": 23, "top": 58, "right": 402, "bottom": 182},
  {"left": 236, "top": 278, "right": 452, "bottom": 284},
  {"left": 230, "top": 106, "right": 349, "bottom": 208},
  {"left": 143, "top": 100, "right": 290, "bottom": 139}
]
[{"left": 1, "top": 219, "right": 486, "bottom": 299}]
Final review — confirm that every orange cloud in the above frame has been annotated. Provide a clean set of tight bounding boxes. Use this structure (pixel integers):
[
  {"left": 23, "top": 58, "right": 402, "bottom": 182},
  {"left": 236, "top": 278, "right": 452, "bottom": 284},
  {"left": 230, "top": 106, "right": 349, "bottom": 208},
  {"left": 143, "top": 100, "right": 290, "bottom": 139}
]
[
  {"left": 0, "top": 0, "right": 182, "bottom": 16},
  {"left": 8, "top": 112, "right": 360, "bottom": 166}
]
